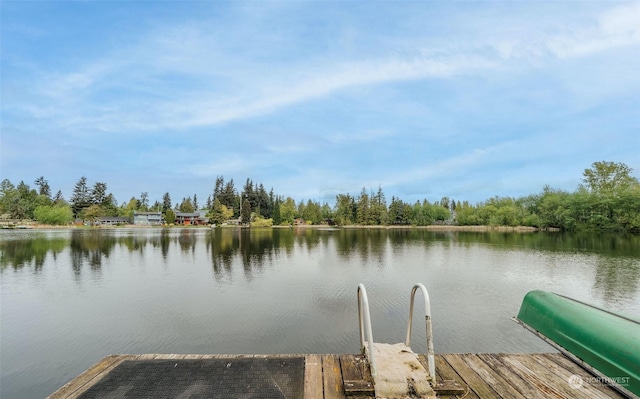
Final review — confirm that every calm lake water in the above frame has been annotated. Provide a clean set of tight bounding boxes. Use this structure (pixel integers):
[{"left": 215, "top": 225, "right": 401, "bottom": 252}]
[{"left": 1, "top": 227, "right": 639, "bottom": 398}]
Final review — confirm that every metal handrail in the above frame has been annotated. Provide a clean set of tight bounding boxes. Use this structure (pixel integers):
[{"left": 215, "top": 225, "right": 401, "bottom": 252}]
[
  {"left": 405, "top": 283, "right": 436, "bottom": 384},
  {"left": 357, "top": 283, "right": 376, "bottom": 378}
]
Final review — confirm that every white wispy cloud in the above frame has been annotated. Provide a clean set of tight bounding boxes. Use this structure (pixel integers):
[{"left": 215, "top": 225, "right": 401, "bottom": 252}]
[
  {"left": 5, "top": 3, "right": 639, "bottom": 141},
  {"left": 2, "top": 2, "right": 638, "bottom": 205},
  {"left": 546, "top": 3, "right": 640, "bottom": 59}
]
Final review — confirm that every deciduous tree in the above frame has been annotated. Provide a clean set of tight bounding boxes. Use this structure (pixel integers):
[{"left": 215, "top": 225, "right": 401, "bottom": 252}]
[
  {"left": 280, "top": 197, "right": 296, "bottom": 225},
  {"left": 33, "top": 204, "right": 73, "bottom": 225},
  {"left": 582, "top": 161, "right": 639, "bottom": 194},
  {"left": 208, "top": 198, "right": 234, "bottom": 225},
  {"left": 165, "top": 209, "right": 176, "bottom": 224},
  {"left": 179, "top": 197, "right": 195, "bottom": 213}
]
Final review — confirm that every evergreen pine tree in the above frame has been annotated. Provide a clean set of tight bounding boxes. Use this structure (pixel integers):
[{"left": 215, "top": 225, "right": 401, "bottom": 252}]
[
  {"left": 162, "top": 192, "right": 172, "bottom": 213},
  {"left": 70, "top": 177, "right": 90, "bottom": 218},
  {"left": 34, "top": 176, "right": 51, "bottom": 199},
  {"left": 272, "top": 197, "right": 282, "bottom": 225},
  {"left": 241, "top": 199, "right": 251, "bottom": 224}
]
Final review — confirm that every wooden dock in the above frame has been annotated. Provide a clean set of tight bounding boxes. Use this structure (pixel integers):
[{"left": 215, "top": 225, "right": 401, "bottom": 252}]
[{"left": 49, "top": 353, "right": 629, "bottom": 399}]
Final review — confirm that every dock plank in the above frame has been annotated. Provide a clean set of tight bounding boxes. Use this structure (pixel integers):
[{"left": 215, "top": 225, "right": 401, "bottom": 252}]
[
  {"left": 528, "top": 354, "right": 618, "bottom": 399},
  {"left": 47, "top": 355, "right": 130, "bottom": 399},
  {"left": 537, "top": 353, "right": 628, "bottom": 399},
  {"left": 496, "top": 354, "right": 580, "bottom": 399},
  {"left": 429, "top": 355, "right": 477, "bottom": 399},
  {"left": 443, "top": 354, "right": 502, "bottom": 399},
  {"left": 472, "top": 353, "right": 542, "bottom": 399},
  {"left": 47, "top": 352, "right": 629, "bottom": 399},
  {"left": 304, "top": 354, "right": 323, "bottom": 399},
  {"left": 322, "top": 354, "right": 345, "bottom": 399},
  {"left": 340, "top": 354, "right": 374, "bottom": 397},
  {"left": 463, "top": 353, "right": 533, "bottom": 399}
]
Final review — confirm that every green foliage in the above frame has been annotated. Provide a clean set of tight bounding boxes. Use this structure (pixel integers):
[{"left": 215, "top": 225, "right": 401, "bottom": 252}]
[
  {"left": 388, "top": 196, "right": 411, "bottom": 225},
  {"left": 432, "top": 204, "right": 451, "bottom": 222},
  {"left": 164, "top": 209, "right": 176, "bottom": 224},
  {"left": 272, "top": 198, "right": 282, "bottom": 225},
  {"left": 178, "top": 197, "right": 195, "bottom": 213},
  {"left": 444, "top": 162, "right": 639, "bottom": 232},
  {"left": 302, "top": 199, "right": 323, "bottom": 224},
  {"left": 139, "top": 192, "right": 150, "bottom": 211},
  {"left": 0, "top": 179, "right": 18, "bottom": 217},
  {"left": 0, "top": 180, "right": 42, "bottom": 219},
  {"left": 162, "top": 192, "right": 172, "bottom": 212},
  {"left": 582, "top": 161, "right": 639, "bottom": 194},
  {"left": 334, "top": 194, "right": 355, "bottom": 225},
  {"left": 370, "top": 187, "right": 388, "bottom": 225},
  {"left": 280, "top": 197, "right": 296, "bottom": 225},
  {"left": 410, "top": 200, "right": 434, "bottom": 226},
  {"left": 81, "top": 204, "right": 107, "bottom": 222},
  {"left": 3, "top": 163, "right": 639, "bottom": 231},
  {"left": 70, "top": 176, "right": 91, "bottom": 218},
  {"left": 68, "top": 177, "right": 118, "bottom": 219},
  {"left": 34, "top": 176, "right": 51, "bottom": 199},
  {"left": 250, "top": 217, "right": 273, "bottom": 227},
  {"left": 241, "top": 199, "right": 252, "bottom": 224},
  {"left": 322, "top": 203, "right": 333, "bottom": 221},
  {"left": 33, "top": 205, "right": 73, "bottom": 225},
  {"left": 208, "top": 198, "right": 234, "bottom": 225},
  {"left": 356, "top": 188, "right": 370, "bottom": 225},
  {"left": 91, "top": 182, "right": 108, "bottom": 205},
  {"left": 53, "top": 190, "right": 65, "bottom": 204},
  {"left": 455, "top": 203, "right": 481, "bottom": 225},
  {"left": 121, "top": 197, "right": 139, "bottom": 219}
]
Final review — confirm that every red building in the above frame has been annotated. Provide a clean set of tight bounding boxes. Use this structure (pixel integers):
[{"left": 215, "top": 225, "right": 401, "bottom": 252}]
[{"left": 175, "top": 212, "right": 208, "bottom": 225}]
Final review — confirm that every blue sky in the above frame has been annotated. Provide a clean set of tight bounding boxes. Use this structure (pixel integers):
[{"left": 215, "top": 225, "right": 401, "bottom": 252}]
[{"left": 2, "top": 1, "right": 639, "bottom": 207}]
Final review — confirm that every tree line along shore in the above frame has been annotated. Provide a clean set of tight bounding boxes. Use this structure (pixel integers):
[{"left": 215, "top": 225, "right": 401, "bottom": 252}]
[{"left": 1, "top": 161, "right": 639, "bottom": 232}]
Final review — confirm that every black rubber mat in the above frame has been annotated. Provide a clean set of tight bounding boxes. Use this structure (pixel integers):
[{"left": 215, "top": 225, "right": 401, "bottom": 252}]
[{"left": 78, "top": 357, "right": 305, "bottom": 399}]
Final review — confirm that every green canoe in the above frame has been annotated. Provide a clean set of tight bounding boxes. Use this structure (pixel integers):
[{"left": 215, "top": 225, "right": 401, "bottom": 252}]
[{"left": 514, "top": 290, "right": 640, "bottom": 397}]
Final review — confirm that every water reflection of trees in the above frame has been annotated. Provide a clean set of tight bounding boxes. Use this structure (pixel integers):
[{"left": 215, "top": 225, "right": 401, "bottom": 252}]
[
  {"left": 117, "top": 234, "right": 147, "bottom": 253},
  {"left": 450, "top": 231, "right": 640, "bottom": 257},
  {"left": 0, "top": 235, "right": 67, "bottom": 271},
  {"left": 206, "top": 228, "right": 237, "bottom": 280},
  {"left": 69, "top": 229, "right": 202, "bottom": 276},
  {"left": 147, "top": 229, "right": 171, "bottom": 258},
  {"left": 334, "top": 229, "right": 388, "bottom": 265},
  {"left": 206, "top": 227, "right": 336, "bottom": 281},
  {"left": 2, "top": 229, "right": 638, "bottom": 298},
  {"left": 593, "top": 257, "right": 640, "bottom": 308},
  {"left": 207, "top": 228, "right": 286, "bottom": 281},
  {"left": 178, "top": 230, "right": 197, "bottom": 253},
  {"left": 70, "top": 230, "right": 117, "bottom": 275},
  {"left": 0, "top": 229, "right": 188, "bottom": 274}
]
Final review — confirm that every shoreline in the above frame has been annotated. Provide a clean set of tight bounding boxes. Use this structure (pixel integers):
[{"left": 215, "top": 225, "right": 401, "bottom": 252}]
[{"left": 2, "top": 223, "right": 550, "bottom": 232}]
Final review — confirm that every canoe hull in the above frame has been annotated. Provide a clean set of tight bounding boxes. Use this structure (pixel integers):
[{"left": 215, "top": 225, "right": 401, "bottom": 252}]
[{"left": 515, "top": 290, "right": 640, "bottom": 397}]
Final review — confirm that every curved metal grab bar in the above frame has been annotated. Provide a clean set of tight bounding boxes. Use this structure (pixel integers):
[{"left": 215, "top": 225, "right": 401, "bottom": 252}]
[
  {"left": 357, "top": 283, "right": 376, "bottom": 378},
  {"left": 405, "top": 283, "right": 436, "bottom": 384}
]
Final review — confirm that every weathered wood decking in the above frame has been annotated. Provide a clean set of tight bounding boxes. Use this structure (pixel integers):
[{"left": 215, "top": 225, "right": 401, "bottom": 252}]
[{"left": 49, "top": 353, "right": 629, "bottom": 399}]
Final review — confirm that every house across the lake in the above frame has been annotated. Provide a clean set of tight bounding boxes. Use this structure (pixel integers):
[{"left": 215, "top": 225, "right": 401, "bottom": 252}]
[
  {"left": 133, "top": 212, "right": 163, "bottom": 226},
  {"left": 175, "top": 211, "right": 208, "bottom": 226},
  {"left": 95, "top": 216, "right": 131, "bottom": 226}
]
